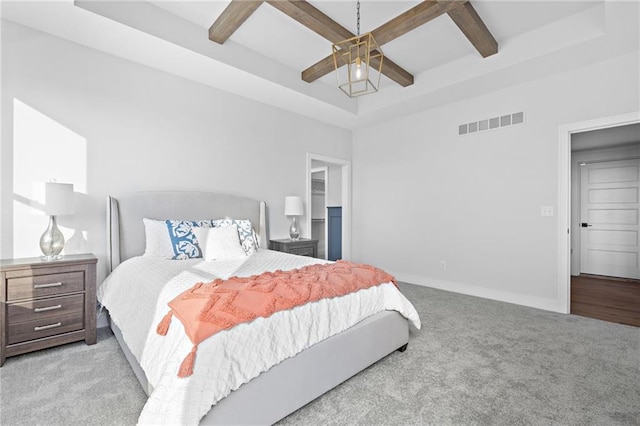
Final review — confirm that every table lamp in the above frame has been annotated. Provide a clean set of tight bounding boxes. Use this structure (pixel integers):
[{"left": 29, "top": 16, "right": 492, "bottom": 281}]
[
  {"left": 40, "top": 182, "right": 74, "bottom": 260},
  {"left": 284, "top": 196, "right": 303, "bottom": 241}
]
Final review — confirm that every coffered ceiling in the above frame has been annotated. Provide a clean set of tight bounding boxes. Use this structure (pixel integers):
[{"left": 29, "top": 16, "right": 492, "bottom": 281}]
[{"left": 2, "top": 1, "right": 638, "bottom": 129}]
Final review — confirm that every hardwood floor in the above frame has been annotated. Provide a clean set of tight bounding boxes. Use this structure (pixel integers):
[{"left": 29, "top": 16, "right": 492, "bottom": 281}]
[{"left": 571, "top": 274, "right": 640, "bottom": 327}]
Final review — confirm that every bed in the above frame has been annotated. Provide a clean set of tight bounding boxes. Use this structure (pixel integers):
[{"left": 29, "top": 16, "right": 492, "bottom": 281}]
[{"left": 99, "top": 191, "right": 420, "bottom": 425}]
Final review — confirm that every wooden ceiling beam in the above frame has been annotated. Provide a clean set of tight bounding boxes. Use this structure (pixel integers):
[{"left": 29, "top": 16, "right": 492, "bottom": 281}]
[
  {"left": 268, "top": 0, "right": 414, "bottom": 88},
  {"left": 372, "top": 0, "right": 463, "bottom": 45},
  {"left": 266, "top": 0, "right": 352, "bottom": 42},
  {"left": 447, "top": 1, "right": 498, "bottom": 57},
  {"left": 209, "top": 0, "right": 497, "bottom": 89},
  {"left": 301, "top": 0, "right": 463, "bottom": 85},
  {"left": 301, "top": 55, "right": 334, "bottom": 84},
  {"left": 371, "top": 55, "right": 414, "bottom": 88},
  {"left": 302, "top": 51, "right": 414, "bottom": 87},
  {"left": 209, "top": 0, "right": 264, "bottom": 44}
]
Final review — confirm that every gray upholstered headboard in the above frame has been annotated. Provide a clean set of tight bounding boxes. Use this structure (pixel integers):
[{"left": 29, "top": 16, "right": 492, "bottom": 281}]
[{"left": 106, "top": 191, "right": 267, "bottom": 274}]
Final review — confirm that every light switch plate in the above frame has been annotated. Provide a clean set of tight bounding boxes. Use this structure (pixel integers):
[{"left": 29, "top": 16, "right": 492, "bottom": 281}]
[{"left": 541, "top": 206, "right": 554, "bottom": 216}]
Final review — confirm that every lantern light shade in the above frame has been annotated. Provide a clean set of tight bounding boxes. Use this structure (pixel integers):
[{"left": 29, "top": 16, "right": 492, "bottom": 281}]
[
  {"left": 284, "top": 196, "right": 304, "bottom": 216},
  {"left": 332, "top": 32, "right": 384, "bottom": 98},
  {"left": 45, "top": 182, "right": 75, "bottom": 216}
]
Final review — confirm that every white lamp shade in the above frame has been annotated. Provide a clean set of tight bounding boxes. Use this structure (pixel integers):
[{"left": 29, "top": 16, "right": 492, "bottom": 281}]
[
  {"left": 284, "top": 196, "right": 303, "bottom": 216},
  {"left": 45, "top": 182, "right": 74, "bottom": 216}
]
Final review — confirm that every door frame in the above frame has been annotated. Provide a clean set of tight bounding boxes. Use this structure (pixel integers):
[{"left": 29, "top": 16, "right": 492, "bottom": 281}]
[
  {"left": 310, "top": 166, "right": 329, "bottom": 260},
  {"left": 306, "top": 153, "right": 351, "bottom": 260},
  {"left": 557, "top": 111, "right": 640, "bottom": 313}
]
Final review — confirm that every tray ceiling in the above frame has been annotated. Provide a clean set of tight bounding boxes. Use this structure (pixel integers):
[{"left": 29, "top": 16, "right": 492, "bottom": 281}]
[{"left": 2, "top": 0, "right": 638, "bottom": 129}]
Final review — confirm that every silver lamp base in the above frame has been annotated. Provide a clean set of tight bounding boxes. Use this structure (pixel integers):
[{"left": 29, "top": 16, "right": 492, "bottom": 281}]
[
  {"left": 289, "top": 216, "right": 300, "bottom": 241},
  {"left": 40, "top": 215, "right": 65, "bottom": 261}
]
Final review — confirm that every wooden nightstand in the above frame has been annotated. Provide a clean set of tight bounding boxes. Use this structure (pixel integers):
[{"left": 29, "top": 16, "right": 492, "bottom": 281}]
[
  {"left": 0, "top": 254, "right": 97, "bottom": 366},
  {"left": 269, "top": 238, "right": 319, "bottom": 258}
]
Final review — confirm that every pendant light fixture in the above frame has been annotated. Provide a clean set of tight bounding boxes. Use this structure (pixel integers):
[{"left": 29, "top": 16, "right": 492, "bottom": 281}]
[{"left": 332, "top": 0, "right": 384, "bottom": 98}]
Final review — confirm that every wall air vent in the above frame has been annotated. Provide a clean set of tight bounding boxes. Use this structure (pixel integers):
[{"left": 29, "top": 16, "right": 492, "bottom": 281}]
[{"left": 459, "top": 111, "right": 525, "bottom": 136}]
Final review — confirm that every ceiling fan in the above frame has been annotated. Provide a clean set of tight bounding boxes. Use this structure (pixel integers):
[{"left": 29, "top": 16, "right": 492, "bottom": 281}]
[{"left": 209, "top": 0, "right": 497, "bottom": 93}]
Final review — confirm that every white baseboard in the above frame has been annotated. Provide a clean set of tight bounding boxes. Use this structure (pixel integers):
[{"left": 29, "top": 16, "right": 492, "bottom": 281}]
[{"left": 393, "top": 272, "right": 563, "bottom": 313}]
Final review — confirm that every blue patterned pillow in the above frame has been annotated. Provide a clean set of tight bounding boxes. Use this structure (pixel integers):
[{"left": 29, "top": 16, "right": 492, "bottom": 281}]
[
  {"left": 212, "top": 219, "right": 259, "bottom": 255},
  {"left": 165, "top": 220, "right": 211, "bottom": 259}
]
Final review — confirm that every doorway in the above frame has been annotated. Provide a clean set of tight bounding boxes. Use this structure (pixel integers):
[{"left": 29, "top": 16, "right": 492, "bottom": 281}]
[
  {"left": 561, "top": 116, "right": 640, "bottom": 326},
  {"left": 306, "top": 153, "right": 351, "bottom": 260}
]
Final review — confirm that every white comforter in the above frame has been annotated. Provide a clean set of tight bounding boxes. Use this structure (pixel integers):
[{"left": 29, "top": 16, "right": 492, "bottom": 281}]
[{"left": 98, "top": 249, "right": 421, "bottom": 425}]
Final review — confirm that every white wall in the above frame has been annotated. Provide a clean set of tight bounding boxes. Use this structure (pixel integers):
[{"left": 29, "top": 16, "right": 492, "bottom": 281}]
[
  {"left": 0, "top": 21, "right": 351, "bottom": 282},
  {"left": 352, "top": 51, "right": 640, "bottom": 312},
  {"left": 570, "top": 144, "right": 640, "bottom": 275}
]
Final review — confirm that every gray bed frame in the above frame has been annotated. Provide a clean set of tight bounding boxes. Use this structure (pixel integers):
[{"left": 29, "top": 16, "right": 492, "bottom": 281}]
[{"left": 105, "top": 191, "right": 409, "bottom": 425}]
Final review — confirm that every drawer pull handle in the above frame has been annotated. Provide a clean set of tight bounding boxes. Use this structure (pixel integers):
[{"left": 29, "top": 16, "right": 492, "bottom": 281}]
[
  {"left": 34, "top": 322, "right": 62, "bottom": 331},
  {"left": 34, "top": 282, "right": 63, "bottom": 289},
  {"left": 34, "top": 304, "right": 63, "bottom": 313}
]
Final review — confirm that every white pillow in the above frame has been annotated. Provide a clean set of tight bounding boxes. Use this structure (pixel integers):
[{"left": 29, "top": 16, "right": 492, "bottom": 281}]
[
  {"left": 211, "top": 219, "right": 259, "bottom": 255},
  {"left": 142, "top": 218, "right": 174, "bottom": 258},
  {"left": 192, "top": 225, "right": 247, "bottom": 261}
]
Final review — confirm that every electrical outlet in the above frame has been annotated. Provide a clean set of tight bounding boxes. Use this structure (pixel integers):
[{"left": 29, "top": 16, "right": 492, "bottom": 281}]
[
  {"left": 541, "top": 206, "right": 554, "bottom": 216},
  {"left": 439, "top": 261, "right": 446, "bottom": 270}
]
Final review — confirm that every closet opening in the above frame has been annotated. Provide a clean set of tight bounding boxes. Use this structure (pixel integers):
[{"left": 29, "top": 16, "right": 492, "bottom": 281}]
[{"left": 306, "top": 153, "right": 351, "bottom": 261}]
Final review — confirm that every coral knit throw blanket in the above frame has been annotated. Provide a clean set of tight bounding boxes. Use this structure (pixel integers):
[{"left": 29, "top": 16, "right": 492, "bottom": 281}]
[{"left": 156, "top": 260, "right": 396, "bottom": 377}]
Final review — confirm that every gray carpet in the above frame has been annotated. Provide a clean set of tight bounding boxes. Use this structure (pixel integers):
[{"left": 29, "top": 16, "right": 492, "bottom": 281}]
[{"left": 1, "top": 283, "right": 638, "bottom": 425}]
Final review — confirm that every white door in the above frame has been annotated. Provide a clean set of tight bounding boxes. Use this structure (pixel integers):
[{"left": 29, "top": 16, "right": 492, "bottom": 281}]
[{"left": 580, "top": 159, "right": 640, "bottom": 278}]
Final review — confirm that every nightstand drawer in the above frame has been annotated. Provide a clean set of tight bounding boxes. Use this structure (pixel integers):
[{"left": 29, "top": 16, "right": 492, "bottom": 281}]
[
  {"left": 270, "top": 239, "right": 318, "bottom": 258},
  {"left": 6, "top": 271, "right": 84, "bottom": 301},
  {"left": 7, "top": 311, "right": 84, "bottom": 345},
  {"left": 8, "top": 294, "right": 84, "bottom": 325},
  {"left": 291, "top": 247, "right": 315, "bottom": 257}
]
